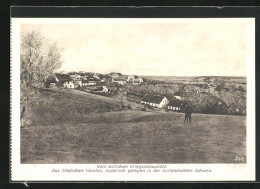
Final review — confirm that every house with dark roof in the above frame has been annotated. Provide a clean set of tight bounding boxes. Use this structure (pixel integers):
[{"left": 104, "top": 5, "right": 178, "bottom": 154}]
[
  {"left": 54, "top": 73, "right": 72, "bottom": 83},
  {"left": 54, "top": 73, "right": 75, "bottom": 88},
  {"left": 174, "top": 91, "right": 191, "bottom": 101},
  {"left": 167, "top": 98, "right": 182, "bottom": 111},
  {"left": 141, "top": 94, "right": 169, "bottom": 108}
]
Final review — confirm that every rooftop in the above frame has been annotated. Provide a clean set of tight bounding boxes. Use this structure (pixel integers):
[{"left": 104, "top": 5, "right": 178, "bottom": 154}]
[
  {"left": 55, "top": 73, "right": 72, "bottom": 82},
  {"left": 168, "top": 98, "right": 182, "bottom": 107},
  {"left": 141, "top": 94, "right": 167, "bottom": 104}
]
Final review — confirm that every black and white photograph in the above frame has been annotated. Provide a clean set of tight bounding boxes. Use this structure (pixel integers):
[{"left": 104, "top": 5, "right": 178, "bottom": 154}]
[{"left": 11, "top": 17, "right": 255, "bottom": 181}]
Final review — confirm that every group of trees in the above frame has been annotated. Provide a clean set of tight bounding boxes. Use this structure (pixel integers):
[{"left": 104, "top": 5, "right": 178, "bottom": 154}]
[
  {"left": 184, "top": 93, "right": 227, "bottom": 115},
  {"left": 20, "top": 30, "right": 63, "bottom": 126},
  {"left": 217, "top": 90, "right": 246, "bottom": 115},
  {"left": 124, "top": 83, "right": 179, "bottom": 100}
]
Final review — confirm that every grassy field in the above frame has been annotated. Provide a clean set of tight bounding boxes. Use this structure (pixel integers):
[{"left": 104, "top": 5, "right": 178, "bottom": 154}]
[
  {"left": 21, "top": 88, "right": 246, "bottom": 164},
  {"left": 29, "top": 88, "right": 139, "bottom": 126}
]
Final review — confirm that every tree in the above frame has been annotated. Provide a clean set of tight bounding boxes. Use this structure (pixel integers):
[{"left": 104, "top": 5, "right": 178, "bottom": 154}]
[{"left": 20, "top": 30, "right": 63, "bottom": 126}]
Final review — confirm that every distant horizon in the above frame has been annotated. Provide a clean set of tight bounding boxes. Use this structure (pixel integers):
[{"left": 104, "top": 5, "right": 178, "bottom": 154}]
[{"left": 57, "top": 70, "right": 246, "bottom": 78}]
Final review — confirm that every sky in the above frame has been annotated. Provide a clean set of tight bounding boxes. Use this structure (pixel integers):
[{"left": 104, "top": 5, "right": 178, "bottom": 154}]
[{"left": 21, "top": 19, "right": 253, "bottom": 76}]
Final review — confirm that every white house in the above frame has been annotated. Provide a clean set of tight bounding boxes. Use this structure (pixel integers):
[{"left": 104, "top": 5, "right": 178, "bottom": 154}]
[
  {"left": 63, "top": 81, "right": 75, "bottom": 88},
  {"left": 54, "top": 73, "right": 72, "bottom": 83},
  {"left": 141, "top": 94, "right": 169, "bottom": 109},
  {"left": 54, "top": 73, "right": 74, "bottom": 88}
]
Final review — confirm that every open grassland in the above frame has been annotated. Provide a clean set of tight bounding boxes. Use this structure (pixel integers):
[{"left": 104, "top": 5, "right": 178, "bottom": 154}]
[
  {"left": 21, "top": 88, "right": 246, "bottom": 163},
  {"left": 31, "top": 88, "right": 140, "bottom": 126}
]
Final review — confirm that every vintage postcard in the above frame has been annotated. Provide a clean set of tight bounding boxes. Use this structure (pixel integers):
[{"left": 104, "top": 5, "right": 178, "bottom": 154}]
[{"left": 11, "top": 17, "right": 255, "bottom": 181}]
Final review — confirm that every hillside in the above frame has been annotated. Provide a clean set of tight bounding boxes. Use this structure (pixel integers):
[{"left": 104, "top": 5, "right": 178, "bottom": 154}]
[
  {"left": 29, "top": 88, "right": 136, "bottom": 126},
  {"left": 21, "top": 87, "right": 246, "bottom": 164}
]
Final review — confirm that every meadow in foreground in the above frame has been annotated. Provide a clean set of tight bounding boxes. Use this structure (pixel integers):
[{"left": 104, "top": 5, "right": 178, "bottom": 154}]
[{"left": 21, "top": 109, "right": 246, "bottom": 164}]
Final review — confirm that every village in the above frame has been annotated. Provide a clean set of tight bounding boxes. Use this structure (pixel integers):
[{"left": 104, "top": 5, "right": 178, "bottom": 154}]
[
  {"left": 46, "top": 71, "right": 246, "bottom": 115},
  {"left": 47, "top": 71, "right": 143, "bottom": 94}
]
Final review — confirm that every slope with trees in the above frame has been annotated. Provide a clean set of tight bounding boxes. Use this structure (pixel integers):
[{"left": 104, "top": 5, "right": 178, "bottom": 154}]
[{"left": 20, "top": 30, "right": 63, "bottom": 126}]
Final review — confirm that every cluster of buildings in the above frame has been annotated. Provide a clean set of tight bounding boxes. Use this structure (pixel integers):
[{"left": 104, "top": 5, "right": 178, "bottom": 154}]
[
  {"left": 140, "top": 91, "right": 226, "bottom": 112},
  {"left": 109, "top": 72, "right": 143, "bottom": 85},
  {"left": 47, "top": 71, "right": 144, "bottom": 94}
]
